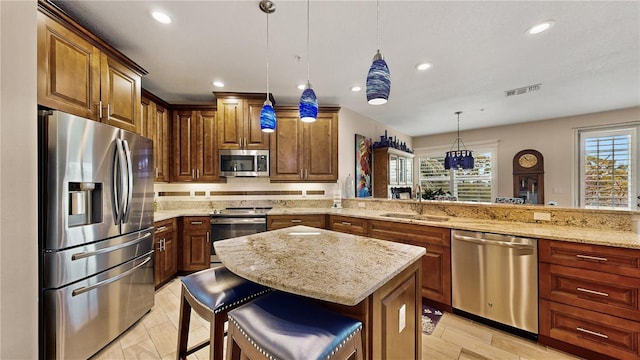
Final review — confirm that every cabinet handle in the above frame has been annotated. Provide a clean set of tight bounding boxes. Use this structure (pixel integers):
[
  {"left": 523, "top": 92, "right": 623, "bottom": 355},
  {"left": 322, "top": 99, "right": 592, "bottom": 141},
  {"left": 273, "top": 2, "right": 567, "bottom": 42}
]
[
  {"left": 300, "top": 169, "right": 303, "bottom": 179},
  {"left": 576, "top": 287, "right": 609, "bottom": 297},
  {"left": 290, "top": 219, "right": 302, "bottom": 223},
  {"left": 192, "top": 169, "right": 195, "bottom": 179},
  {"left": 341, "top": 221, "right": 352, "bottom": 226},
  {"left": 155, "top": 167, "right": 159, "bottom": 178},
  {"left": 576, "top": 254, "right": 608, "bottom": 262},
  {"left": 155, "top": 225, "right": 167, "bottom": 233},
  {"left": 196, "top": 168, "right": 200, "bottom": 179},
  {"left": 206, "top": 231, "right": 210, "bottom": 243},
  {"left": 191, "top": 221, "right": 203, "bottom": 225},
  {"left": 576, "top": 327, "right": 609, "bottom": 339},
  {"left": 304, "top": 169, "right": 308, "bottom": 179},
  {"left": 97, "top": 101, "right": 103, "bottom": 119},
  {"left": 106, "top": 104, "right": 110, "bottom": 119}
]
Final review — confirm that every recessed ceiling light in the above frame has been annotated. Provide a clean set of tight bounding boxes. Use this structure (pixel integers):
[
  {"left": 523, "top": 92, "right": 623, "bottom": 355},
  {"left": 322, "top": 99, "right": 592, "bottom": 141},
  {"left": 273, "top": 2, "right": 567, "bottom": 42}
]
[
  {"left": 152, "top": 11, "right": 172, "bottom": 24},
  {"left": 416, "top": 63, "right": 432, "bottom": 71},
  {"left": 351, "top": 86, "right": 362, "bottom": 92},
  {"left": 213, "top": 81, "right": 224, "bottom": 88},
  {"left": 527, "top": 20, "right": 555, "bottom": 35},
  {"left": 297, "top": 84, "right": 306, "bottom": 90}
]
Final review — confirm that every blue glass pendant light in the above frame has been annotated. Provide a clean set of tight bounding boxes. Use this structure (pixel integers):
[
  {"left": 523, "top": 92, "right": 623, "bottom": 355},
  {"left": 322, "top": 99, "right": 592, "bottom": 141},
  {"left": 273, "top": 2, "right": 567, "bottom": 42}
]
[
  {"left": 366, "top": 0, "right": 390, "bottom": 105},
  {"left": 299, "top": 0, "right": 318, "bottom": 123},
  {"left": 444, "top": 111, "right": 475, "bottom": 170},
  {"left": 260, "top": 0, "right": 276, "bottom": 132}
]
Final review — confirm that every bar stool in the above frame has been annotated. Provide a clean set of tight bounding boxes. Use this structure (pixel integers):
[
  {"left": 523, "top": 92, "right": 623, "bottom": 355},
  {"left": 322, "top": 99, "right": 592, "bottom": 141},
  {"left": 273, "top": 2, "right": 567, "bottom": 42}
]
[
  {"left": 226, "top": 291, "right": 364, "bottom": 360},
  {"left": 177, "top": 266, "right": 271, "bottom": 360}
]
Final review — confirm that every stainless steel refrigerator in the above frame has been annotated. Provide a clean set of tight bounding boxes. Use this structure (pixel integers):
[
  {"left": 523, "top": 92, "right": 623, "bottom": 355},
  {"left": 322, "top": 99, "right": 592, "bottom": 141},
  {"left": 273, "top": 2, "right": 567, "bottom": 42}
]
[{"left": 38, "top": 110, "right": 155, "bottom": 359}]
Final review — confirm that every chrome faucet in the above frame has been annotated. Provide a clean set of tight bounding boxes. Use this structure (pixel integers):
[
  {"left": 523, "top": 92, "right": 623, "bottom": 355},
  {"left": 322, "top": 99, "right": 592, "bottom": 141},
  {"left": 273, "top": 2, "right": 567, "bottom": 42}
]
[{"left": 414, "top": 184, "right": 422, "bottom": 202}]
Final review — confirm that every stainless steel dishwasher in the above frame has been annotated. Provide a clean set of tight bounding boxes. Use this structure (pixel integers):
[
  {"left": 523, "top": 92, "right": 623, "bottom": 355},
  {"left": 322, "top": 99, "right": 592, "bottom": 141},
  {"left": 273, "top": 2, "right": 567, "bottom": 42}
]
[{"left": 451, "top": 229, "right": 538, "bottom": 338}]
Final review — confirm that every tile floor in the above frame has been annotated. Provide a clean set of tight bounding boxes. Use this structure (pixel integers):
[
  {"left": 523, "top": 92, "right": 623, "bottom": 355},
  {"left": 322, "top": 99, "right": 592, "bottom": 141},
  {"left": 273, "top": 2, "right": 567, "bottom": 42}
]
[{"left": 91, "top": 277, "right": 583, "bottom": 360}]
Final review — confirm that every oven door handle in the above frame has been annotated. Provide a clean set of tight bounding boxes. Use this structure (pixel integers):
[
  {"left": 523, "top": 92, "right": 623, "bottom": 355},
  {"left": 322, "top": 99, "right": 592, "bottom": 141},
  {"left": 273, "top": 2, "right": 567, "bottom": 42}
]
[{"left": 210, "top": 218, "right": 266, "bottom": 224}]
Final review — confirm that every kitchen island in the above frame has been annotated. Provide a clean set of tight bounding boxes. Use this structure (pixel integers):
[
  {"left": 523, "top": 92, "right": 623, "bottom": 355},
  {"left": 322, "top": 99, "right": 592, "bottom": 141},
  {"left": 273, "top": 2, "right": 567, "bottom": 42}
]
[{"left": 214, "top": 225, "right": 426, "bottom": 360}]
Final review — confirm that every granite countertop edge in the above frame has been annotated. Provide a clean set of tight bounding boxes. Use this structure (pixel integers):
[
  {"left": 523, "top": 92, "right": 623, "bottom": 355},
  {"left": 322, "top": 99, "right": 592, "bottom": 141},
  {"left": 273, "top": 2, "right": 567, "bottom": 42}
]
[{"left": 154, "top": 208, "right": 640, "bottom": 250}]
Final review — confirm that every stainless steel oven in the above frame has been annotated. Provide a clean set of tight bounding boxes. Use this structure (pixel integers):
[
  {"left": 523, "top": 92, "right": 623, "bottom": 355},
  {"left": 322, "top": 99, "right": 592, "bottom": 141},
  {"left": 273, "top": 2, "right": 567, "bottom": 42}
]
[{"left": 210, "top": 207, "right": 270, "bottom": 263}]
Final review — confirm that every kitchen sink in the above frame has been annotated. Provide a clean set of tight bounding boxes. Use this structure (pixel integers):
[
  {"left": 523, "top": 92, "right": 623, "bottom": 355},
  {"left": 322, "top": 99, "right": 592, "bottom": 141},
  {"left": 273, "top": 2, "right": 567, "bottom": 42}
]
[{"left": 380, "top": 213, "right": 449, "bottom": 222}]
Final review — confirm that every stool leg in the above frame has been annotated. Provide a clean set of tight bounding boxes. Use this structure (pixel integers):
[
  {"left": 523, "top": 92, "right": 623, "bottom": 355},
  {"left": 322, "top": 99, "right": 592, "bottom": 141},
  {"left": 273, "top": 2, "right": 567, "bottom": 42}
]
[
  {"left": 210, "top": 313, "right": 226, "bottom": 360},
  {"left": 177, "top": 288, "right": 192, "bottom": 360}
]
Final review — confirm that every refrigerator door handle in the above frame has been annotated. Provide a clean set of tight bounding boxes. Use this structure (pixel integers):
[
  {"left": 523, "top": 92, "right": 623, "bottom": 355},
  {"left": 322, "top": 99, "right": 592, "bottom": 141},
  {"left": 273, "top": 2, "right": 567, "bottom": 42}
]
[
  {"left": 71, "top": 232, "right": 153, "bottom": 260},
  {"left": 122, "top": 139, "right": 133, "bottom": 222},
  {"left": 113, "top": 139, "right": 127, "bottom": 225},
  {"left": 71, "top": 256, "right": 152, "bottom": 297}
]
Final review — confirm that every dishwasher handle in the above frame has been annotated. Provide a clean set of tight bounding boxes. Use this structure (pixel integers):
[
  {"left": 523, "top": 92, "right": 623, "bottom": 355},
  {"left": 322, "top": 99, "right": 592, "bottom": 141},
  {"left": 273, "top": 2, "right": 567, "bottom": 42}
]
[{"left": 452, "top": 233, "right": 535, "bottom": 249}]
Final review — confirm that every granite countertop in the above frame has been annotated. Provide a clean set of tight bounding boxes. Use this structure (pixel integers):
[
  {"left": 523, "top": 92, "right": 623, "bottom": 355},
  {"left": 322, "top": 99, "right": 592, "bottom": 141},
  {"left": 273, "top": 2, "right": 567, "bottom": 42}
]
[
  {"left": 154, "top": 207, "right": 640, "bottom": 249},
  {"left": 213, "top": 225, "right": 426, "bottom": 306}
]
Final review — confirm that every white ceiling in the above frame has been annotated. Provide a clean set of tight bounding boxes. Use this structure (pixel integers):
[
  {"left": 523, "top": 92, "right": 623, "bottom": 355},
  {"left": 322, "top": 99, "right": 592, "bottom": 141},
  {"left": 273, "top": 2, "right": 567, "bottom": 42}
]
[{"left": 52, "top": 0, "right": 640, "bottom": 137}]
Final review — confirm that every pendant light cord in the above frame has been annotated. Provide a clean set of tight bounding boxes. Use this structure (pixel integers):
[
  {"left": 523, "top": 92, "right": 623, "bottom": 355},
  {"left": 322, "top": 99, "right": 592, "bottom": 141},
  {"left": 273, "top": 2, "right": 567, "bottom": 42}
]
[
  {"left": 266, "top": 9, "right": 270, "bottom": 101},
  {"left": 306, "top": 0, "right": 310, "bottom": 83},
  {"left": 376, "top": 0, "right": 380, "bottom": 51}
]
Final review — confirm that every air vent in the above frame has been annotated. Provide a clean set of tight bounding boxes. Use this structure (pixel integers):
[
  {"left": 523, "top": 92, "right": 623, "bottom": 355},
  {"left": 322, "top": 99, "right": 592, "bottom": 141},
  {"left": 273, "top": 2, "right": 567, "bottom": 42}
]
[{"left": 505, "top": 83, "right": 541, "bottom": 97}]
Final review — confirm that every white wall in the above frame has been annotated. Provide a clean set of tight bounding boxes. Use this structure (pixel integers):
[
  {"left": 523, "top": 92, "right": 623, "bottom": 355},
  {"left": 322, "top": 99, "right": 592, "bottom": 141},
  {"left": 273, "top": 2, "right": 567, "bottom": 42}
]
[
  {"left": 155, "top": 106, "right": 412, "bottom": 199},
  {"left": 412, "top": 107, "right": 640, "bottom": 207},
  {"left": 0, "top": 1, "right": 38, "bottom": 358}
]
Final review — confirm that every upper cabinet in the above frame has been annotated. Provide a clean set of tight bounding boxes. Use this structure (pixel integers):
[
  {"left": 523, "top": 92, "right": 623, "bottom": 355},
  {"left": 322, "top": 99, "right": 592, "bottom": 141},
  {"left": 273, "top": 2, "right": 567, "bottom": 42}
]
[
  {"left": 270, "top": 107, "right": 339, "bottom": 182},
  {"left": 37, "top": 3, "right": 146, "bottom": 134},
  {"left": 141, "top": 90, "right": 170, "bottom": 182},
  {"left": 373, "top": 147, "right": 415, "bottom": 198},
  {"left": 171, "top": 106, "right": 221, "bottom": 183},
  {"left": 216, "top": 93, "right": 270, "bottom": 150}
]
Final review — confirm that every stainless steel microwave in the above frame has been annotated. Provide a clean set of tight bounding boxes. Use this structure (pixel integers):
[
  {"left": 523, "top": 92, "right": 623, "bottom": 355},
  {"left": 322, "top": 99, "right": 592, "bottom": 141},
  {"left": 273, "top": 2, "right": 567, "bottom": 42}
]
[{"left": 218, "top": 149, "right": 269, "bottom": 177}]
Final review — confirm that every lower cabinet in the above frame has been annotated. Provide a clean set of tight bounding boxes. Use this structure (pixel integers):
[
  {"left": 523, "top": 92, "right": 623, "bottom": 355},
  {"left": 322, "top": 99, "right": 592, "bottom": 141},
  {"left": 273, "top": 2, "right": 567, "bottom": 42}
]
[
  {"left": 153, "top": 218, "right": 177, "bottom": 288},
  {"left": 180, "top": 216, "right": 211, "bottom": 272},
  {"left": 539, "top": 239, "right": 640, "bottom": 360},
  {"left": 368, "top": 220, "right": 451, "bottom": 308},
  {"left": 267, "top": 214, "right": 326, "bottom": 230}
]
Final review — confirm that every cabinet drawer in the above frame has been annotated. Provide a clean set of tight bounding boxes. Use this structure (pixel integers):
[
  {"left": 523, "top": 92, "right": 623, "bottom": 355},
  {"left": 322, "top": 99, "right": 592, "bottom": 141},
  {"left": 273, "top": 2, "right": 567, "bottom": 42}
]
[
  {"left": 540, "top": 299, "right": 640, "bottom": 360},
  {"left": 368, "top": 220, "right": 450, "bottom": 247},
  {"left": 182, "top": 216, "right": 210, "bottom": 230},
  {"left": 267, "top": 214, "right": 326, "bottom": 230},
  {"left": 540, "top": 263, "right": 640, "bottom": 321},
  {"left": 154, "top": 218, "right": 176, "bottom": 236},
  {"left": 328, "top": 215, "right": 368, "bottom": 235},
  {"left": 539, "top": 239, "right": 640, "bottom": 278}
]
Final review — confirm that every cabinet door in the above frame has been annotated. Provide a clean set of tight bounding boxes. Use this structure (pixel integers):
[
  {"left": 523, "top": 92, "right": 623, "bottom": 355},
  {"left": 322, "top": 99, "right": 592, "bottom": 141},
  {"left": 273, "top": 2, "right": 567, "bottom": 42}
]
[
  {"left": 245, "top": 98, "right": 270, "bottom": 149},
  {"left": 270, "top": 111, "right": 304, "bottom": 181},
  {"left": 162, "top": 232, "right": 178, "bottom": 280},
  {"left": 181, "top": 217, "right": 210, "bottom": 272},
  {"left": 389, "top": 154, "right": 398, "bottom": 185},
  {"left": 305, "top": 112, "right": 338, "bottom": 181},
  {"left": 37, "top": 10, "right": 101, "bottom": 120},
  {"left": 172, "top": 110, "right": 197, "bottom": 182},
  {"left": 217, "top": 98, "right": 244, "bottom": 149},
  {"left": 196, "top": 110, "right": 220, "bottom": 181},
  {"left": 140, "top": 97, "right": 152, "bottom": 138},
  {"left": 154, "top": 105, "right": 170, "bottom": 182},
  {"left": 99, "top": 53, "right": 141, "bottom": 134}
]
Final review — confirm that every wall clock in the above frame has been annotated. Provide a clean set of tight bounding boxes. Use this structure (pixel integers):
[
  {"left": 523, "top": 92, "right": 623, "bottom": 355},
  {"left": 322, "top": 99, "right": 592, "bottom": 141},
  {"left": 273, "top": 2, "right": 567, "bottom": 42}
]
[{"left": 513, "top": 149, "right": 544, "bottom": 204}]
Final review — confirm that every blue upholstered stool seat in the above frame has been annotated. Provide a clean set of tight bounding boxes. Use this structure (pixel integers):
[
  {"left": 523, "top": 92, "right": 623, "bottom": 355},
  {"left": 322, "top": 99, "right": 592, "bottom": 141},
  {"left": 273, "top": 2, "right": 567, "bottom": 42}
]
[
  {"left": 227, "top": 291, "right": 363, "bottom": 360},
  {"left": 177, "top": 266, "right": 271, "bottom": 360}
]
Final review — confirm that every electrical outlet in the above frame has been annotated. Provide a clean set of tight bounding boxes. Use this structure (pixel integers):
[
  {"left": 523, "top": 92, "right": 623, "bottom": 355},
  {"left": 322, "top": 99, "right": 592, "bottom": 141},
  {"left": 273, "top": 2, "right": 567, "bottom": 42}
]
[
  {"left": 533, "top": 212, "right": 551, "bottom": 221},
  {"left": 358, "top": 202, "right": 366, "bottom": 208}
]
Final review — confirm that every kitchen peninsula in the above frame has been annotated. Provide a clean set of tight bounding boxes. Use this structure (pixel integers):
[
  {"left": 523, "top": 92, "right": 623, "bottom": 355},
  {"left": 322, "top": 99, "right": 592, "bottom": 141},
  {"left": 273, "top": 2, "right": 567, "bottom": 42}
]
[{"left": 214, "top": 225, "right": 426, "bottom": 360}]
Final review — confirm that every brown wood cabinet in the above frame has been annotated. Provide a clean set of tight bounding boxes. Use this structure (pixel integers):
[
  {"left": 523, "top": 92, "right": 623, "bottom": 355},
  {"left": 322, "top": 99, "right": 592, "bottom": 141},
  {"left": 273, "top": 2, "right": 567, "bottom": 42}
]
[
  {"left": 372, "top": 147, "right": 414, "bottom": 198},
  {"left": 267, "top": 214, "right": 326, "bottom": 230},
  {"left": 368, "top": 220, "right": 451, "bottom": 308},
  {"left": 141, "top": 90, "right": 170, "bottom": 182},
  {"left": 328, "top": 215, "right": 368, "bottom": 235},
  {"left": 153, "top": 218, "right": 177, "bottom": 288},
  {"left": 269, "top": 107, "right": 339, "bottom": 182},
  {"left": 180, "top": 216, "right": 211, "bottom": 272},
  {"left": 216, "top": 93, "right": 269, "bottom": 150},
  {"left": 539, "top": 239, "right": 640, "bottom": 360},
  {"left": 37, "top": 4, "right": 145, "bottom": 133},
  {"left": 171, "top": 106, "right": 221, "bottom": 182}
]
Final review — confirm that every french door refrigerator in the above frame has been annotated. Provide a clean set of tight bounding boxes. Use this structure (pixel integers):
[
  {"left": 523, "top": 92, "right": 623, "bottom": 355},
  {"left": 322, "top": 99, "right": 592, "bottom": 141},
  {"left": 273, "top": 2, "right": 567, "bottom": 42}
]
[{"left": 38, "top": 110, "right": 155, "bottom": 359}]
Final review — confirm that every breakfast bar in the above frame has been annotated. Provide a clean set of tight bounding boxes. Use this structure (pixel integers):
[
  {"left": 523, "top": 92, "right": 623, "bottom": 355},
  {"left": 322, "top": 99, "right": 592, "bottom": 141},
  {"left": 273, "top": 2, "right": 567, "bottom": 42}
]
[{"left": 214, "top": 225, "right": 426, "bottom": 359}]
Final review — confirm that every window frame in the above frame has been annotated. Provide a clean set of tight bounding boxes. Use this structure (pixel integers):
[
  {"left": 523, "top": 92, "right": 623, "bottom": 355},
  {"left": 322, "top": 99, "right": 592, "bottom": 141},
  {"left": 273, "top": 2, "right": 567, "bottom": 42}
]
[
  {"left": 414, "top": 140, "right": 499, "bottom": 202},
  {"left": 575, "top": 123, "right": 639, "bottom": 210}
]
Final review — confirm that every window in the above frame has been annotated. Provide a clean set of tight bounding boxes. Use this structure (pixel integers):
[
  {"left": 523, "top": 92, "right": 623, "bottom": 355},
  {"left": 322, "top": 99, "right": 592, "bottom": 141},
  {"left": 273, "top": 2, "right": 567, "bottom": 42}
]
[
  {"left": 416, "top": 142, "right": 497, "bottom": 202},
  {"left": 578, "top": 125, "right": 638, "bottom": 209}
]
